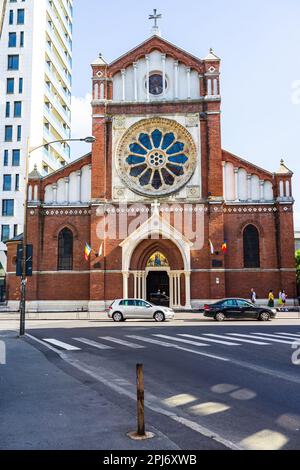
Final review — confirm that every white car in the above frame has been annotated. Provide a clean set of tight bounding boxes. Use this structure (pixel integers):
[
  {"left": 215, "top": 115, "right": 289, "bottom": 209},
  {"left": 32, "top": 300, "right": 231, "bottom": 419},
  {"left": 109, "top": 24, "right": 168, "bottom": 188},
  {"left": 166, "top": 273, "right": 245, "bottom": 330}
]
[{"left": 107, "top": 299, "right": 175, "bottom": 322}]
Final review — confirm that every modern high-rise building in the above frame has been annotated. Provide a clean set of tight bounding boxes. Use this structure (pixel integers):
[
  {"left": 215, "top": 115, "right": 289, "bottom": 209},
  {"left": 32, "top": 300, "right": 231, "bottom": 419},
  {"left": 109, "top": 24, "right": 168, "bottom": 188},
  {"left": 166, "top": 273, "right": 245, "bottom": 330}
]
[{"left": 0, "top": 0, "right": 73, "bottom": 275}]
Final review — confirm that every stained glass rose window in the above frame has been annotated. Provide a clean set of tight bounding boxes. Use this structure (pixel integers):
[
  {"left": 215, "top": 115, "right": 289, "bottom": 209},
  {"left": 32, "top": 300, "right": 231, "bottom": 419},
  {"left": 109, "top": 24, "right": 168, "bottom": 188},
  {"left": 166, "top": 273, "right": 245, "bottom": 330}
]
[{"left": 116, "top": 118, "right": 197, "bottom": 197}]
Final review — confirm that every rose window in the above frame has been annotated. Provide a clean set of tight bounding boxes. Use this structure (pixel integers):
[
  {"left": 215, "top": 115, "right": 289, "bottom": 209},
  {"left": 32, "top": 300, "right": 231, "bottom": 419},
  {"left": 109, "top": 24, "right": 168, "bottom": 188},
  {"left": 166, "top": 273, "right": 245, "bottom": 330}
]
[{"left": 116, "top": 118, "right": 197, "bottom": 197}]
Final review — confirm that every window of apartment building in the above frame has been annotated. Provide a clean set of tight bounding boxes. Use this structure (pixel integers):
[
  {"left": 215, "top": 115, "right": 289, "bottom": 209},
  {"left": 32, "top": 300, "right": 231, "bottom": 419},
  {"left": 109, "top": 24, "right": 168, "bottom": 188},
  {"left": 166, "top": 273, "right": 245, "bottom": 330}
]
[
  {"left": 14, "top": 224, "right": 18, "bottom": 238},
  {"left": 12, "top": 150, "right": 20, "bottom": 166},
  {"left": 3, "top": 175, "right": 12, "bottom": 192},
  {"left": 4, "top": 150, "right": 9, "bottom": 167},
  {"left": 5, "top": 126, "right": 13, "bottom": 142},
  {"left": 19, "top": 78, "right": 23, "bottom": 94},
  {"left": 2, "top": 200, "right": 14, "bottom": 217},
  {"left": 17, "top": 126, "right": 22, "bottom": 141},
  {"left": 20, "top": 31, "right": 24, "bottom": 47},
  {"left": 8, "top": 32, "right": 17, "bottom": 47},
  {"left": 7, "top": 78, "right": 14, "bottom": 94},
  {"left": 17, "top": 9, "right": 25, "bottom": 25},
  {"left": 14, "top": 102, "right": 22, "bottom": 117},
  {"left": 15, "top": 175, "right": 19, "bottom": 191},
  {"left": 9, "top": 10, "right": 13, "bottom": 25},
  {"left": 8, "top": 55, "right": 19, "bottom": 70},
  {"left": 1, "top": 225, "right": 10, "bottom": 243},
  {"left": 5, "top": 102, "right": 10, "bottom": 118}
]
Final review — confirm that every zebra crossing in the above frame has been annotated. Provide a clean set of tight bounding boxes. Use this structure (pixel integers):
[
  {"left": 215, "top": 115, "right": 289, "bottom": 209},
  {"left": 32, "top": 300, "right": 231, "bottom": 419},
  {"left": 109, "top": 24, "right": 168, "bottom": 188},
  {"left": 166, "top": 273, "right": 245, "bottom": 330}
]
[{"left": 41, "top": 330, "right": 300, "bottom": 354}]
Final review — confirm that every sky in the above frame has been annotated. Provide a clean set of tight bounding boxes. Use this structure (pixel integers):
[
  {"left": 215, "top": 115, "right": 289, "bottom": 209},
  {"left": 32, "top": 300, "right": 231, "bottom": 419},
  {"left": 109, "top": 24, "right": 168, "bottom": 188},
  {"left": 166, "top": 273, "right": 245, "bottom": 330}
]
[{"left": 70, "top": 0, "right": 300, "bottom": 228}]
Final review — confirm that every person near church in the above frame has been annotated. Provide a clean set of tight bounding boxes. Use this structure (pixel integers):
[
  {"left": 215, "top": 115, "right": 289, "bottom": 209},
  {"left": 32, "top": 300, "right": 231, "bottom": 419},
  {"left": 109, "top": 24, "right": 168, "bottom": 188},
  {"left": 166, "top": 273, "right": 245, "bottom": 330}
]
[
  {"left": 278, "top": 290, "right": 283, "bottom": 306},
  {"left": 267, "top": 290, "right": 275, "bottom": 308},
  {"left": 250, "top": 288, "right": 257, "bottom": 304},
  {"left": 281, "top": 289, "right": 287, "bottom": 307}
]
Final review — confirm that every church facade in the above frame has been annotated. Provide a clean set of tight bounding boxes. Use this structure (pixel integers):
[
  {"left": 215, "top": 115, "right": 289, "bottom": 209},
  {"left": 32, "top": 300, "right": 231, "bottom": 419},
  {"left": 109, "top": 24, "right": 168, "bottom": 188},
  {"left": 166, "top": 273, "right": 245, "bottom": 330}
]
[{"left": 5, "top": 35, "right": 297, "bottom": 312}]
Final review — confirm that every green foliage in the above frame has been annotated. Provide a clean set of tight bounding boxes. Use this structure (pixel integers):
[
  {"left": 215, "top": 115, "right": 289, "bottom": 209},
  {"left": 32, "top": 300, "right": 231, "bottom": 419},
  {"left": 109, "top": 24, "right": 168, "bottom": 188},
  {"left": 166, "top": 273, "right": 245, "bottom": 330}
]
[{"left": 296, "top": 250, "right": 300, "bottom": 287}]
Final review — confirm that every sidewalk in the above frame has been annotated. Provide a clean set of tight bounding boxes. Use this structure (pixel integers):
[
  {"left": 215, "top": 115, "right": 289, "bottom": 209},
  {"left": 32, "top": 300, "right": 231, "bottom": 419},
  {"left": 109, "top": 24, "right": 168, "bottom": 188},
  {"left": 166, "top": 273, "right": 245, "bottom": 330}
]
[
  {"left": 0, "top": 331, "right": 225, "bottom": 450},
  {"left": 0, "top": 332, "right": 174, "bottom": 450}
]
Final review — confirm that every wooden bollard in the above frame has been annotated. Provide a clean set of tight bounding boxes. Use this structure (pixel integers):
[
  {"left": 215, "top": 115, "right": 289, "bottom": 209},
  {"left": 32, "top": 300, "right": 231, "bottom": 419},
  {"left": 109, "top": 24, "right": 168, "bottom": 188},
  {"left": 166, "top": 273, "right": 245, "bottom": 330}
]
[
  {"left": 136, "top": 363, "right": 145, "bottom": 436},
  {"left": 127, "top": 364, "right": 154, "bottom": 440}
]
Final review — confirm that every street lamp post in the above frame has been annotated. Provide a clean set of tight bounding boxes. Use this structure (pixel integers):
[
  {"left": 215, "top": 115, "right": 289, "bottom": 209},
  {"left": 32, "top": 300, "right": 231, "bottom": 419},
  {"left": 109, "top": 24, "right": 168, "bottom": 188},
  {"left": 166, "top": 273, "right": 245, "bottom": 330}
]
[{"left": 19, "top": 136, "right": 96, "bottom": 337}]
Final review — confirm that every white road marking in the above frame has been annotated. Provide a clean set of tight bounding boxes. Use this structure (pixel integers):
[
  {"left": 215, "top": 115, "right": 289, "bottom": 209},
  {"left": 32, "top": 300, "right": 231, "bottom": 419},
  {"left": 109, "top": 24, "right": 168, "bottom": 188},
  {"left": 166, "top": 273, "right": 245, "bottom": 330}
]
[
  {"left": 73, "top": 338, "right": 113, "bottom": 350},
  {"left": 276, "top": 332, "right": 300, "bottom": 338},
  {"left": 255, "top": 333, "right": 300, "bottom": 341},
  {"left": 99, "top": 336, "right": 145, "bottom": 349},
  {"left": 202, "top": 333, "right": 270, "bottom": 345},
  {"left": 154, "top": 334, "right": 210, "bottom": 347},
  {"left": 62, "top": 354, "right": 239, "bottom": 450},
  {"left": 127, "top": 335, "right": 229, "bottom": 362},
  {"left": 228, "top": 333, "right": 294, "bottom": 345},
  {"left": 179, "top": 334, "right": 241, "bottom": 346},
  {"left": 42, "top": 338, "right": 81, "bottom": 351}
]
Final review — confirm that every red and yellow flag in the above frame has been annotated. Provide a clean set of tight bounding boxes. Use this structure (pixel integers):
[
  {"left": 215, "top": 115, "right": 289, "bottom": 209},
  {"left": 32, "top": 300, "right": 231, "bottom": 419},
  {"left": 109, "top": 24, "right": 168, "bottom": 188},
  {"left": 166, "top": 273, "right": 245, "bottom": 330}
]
[
  {"left": 222, "top": 241, "right": 227, "bottom": 253},
  {"left": 84, "top": 242, "right": 92, "bottom": 261}
]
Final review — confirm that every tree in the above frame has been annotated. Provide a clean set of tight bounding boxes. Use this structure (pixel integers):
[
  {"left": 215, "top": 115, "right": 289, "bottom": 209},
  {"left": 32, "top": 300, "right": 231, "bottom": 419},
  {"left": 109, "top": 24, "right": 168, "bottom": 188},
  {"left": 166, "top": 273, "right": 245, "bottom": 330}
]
[{"left": 296, "top": 250, "right": 300, "bottom": 295}]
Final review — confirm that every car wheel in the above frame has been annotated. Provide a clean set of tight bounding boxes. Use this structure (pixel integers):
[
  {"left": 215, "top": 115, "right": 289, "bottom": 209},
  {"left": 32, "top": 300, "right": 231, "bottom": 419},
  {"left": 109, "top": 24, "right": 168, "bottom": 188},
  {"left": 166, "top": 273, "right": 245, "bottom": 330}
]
[
  {"left": 112, "top": 312, "right": 123, "bottom": 322},
  {"left": 154, "top": 311, "right": 165, "bottom": 322},
  {"left": 215, "top": 312, "right": 225, "bottom": 322},
  {"left": 259, "top": 311, "right": 270, "bottom": 321}
]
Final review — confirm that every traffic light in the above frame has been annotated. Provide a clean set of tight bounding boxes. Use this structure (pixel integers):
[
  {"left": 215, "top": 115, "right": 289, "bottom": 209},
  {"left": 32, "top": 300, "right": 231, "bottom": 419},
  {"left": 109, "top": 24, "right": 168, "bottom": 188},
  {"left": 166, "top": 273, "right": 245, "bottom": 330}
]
[{"left": 16, "top": 244, "right": 33, "bottom": 277}]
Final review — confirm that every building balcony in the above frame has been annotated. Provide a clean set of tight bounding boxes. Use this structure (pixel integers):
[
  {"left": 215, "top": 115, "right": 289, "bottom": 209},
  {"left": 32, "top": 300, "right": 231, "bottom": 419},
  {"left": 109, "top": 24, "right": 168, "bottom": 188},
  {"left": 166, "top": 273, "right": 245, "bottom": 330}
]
[
  {"left": 44, "top": 105, "right": 70, "bottom": 140},
  {"left": 46, "top": 23, "right": 72, "bottom": 73},
  {"left": 46, "top": 43, "right": 71, "bottom": 91},
  {"left": 43, "top": 126, "right": 70, "bottom": 161},
  {"left": 51, "top": 0, "right": 73, "bottom": 37},
  {"left": 46, "top": 0, "right": 72, "bottom": 57},
  {"left": 44, "top": 84, "right": 71, "bottom": 125},
  {"left": 43, "top": 147, "right": 64, "bottom": 171},
  {"left": 45, "top": 63, "right": 71, "bottom": 105}
]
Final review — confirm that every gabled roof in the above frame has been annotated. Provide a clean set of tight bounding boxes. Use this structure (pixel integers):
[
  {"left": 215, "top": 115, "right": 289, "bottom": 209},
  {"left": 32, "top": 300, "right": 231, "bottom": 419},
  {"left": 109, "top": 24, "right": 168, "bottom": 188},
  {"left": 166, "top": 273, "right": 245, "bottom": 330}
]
[
  {"left": 28, "top": 164, "right": 42, "bottom": 180},
  {"left": 204, "top": 48, "right": 220, "bottom": 61},
  {"left": 91, "top": 53, "right": 108, "bottom": 66},
  {"left": 222, "top": 149, "right": 273, "bottom": 178},
  {"left": 108, "top": 35, "right": 209, "bottom": 75},
  {"left": 276, "top": 159, "right": 293, "bottom": 176}
]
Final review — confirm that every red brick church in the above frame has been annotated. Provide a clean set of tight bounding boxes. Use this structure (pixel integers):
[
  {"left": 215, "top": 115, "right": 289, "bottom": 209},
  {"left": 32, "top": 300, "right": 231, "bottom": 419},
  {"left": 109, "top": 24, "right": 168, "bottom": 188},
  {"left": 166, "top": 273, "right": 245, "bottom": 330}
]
[{"left": 6, "top": 31, "right": 296, "bottom": 312}]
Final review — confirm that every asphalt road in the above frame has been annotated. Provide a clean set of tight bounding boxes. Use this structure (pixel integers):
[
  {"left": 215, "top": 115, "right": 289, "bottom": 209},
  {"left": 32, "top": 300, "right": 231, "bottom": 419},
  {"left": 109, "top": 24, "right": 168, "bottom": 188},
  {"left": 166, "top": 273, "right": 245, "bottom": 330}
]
[{"left": 21, "top": 320, "right": 300, "bottom": 450}]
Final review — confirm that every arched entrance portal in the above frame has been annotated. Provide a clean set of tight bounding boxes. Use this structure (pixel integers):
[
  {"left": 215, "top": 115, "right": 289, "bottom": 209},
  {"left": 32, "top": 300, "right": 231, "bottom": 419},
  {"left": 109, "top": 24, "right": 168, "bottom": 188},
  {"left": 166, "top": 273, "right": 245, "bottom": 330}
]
[
  {"left": 146, "top": 252, "right": 169, "bottom": 304},
  {"left": 124, "top": 239, "right": 191, "bottom": 309},
  {"left": 147, "top": 271, "right": 169, "bottom": 301}
]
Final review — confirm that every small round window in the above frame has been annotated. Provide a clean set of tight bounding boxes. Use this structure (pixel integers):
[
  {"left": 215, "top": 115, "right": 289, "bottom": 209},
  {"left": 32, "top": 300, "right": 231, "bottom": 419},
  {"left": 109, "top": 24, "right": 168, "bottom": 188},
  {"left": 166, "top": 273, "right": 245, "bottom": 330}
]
[{"left": 147, "top": 73, "right": 167, "bottom": 96}]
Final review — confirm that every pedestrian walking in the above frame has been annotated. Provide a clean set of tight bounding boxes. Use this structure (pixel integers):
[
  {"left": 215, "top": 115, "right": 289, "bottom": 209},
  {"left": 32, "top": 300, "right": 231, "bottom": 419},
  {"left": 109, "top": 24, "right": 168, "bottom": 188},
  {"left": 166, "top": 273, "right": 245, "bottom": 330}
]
[
  {"left": 278, "top": 290, "right": 283, "bottom": 307},
  {"left": 267, "top": 290, "right": 275, "bottom": 308},
  {"left": 250, "top": 288, "right": 257, "bottom": 304},
  {"left": 281, "top": 289, "right": 287, "bottom": 307}
]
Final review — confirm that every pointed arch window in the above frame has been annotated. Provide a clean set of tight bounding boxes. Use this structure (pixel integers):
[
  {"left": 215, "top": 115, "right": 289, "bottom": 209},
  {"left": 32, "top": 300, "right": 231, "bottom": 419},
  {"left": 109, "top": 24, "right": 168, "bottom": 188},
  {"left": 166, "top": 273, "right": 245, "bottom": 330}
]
[
  {"left": 243, "top": 225, "right": 260, "bottom": 268},
  {"left": 58, "top": 228, "right": 73, "bottom": 271}
]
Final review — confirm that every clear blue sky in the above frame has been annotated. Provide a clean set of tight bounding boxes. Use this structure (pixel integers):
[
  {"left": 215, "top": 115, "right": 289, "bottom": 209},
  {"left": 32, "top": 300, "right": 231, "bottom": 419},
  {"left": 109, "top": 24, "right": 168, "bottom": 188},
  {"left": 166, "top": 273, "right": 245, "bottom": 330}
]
[{"left": 71, "top": 0, "right": 300, "bottom": 227}]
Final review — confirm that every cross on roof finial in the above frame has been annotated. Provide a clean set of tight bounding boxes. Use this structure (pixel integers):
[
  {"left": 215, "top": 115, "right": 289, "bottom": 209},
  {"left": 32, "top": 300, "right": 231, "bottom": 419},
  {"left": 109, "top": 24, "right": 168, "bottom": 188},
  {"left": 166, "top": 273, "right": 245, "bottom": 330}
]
[{"left": 149, "top": 8, "right": 162, "bottom": 36}]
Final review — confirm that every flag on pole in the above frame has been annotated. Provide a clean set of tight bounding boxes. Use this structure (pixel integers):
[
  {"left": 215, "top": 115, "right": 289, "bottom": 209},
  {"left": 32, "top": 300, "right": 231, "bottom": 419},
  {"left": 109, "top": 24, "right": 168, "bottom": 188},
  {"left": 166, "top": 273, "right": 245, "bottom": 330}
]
[
  {"left": 84, "top": 242, "right": 92, "bottom": 261},
  {"left": 98, "top": 242, "right": 103, "bottom": 257},
  {"left": 208, "top": 239, "right": 214, "bottom": 255},
  {"left": 222, "top": 240, "right": 227, "bottom": 254}
]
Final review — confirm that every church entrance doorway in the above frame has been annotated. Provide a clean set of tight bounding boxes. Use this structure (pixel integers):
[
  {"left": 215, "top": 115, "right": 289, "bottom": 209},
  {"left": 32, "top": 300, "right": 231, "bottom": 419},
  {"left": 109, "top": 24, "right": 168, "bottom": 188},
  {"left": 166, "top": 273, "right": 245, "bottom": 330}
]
[{"left": 147, "top": 270, "right": 169, "bottom": 306}]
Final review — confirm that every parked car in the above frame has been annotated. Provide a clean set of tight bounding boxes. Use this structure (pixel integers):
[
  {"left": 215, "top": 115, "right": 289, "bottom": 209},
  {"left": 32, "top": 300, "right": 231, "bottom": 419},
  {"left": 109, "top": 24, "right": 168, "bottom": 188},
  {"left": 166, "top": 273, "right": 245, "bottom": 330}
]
[
  {"left": 203, "top": 298, "right": 277, "bottom": 322},
  {"left": 107, "top": 299, "right": 175, "bottom": 322},
  {"left": 149, "top": 292, "right": 170, "bottom": 306}
]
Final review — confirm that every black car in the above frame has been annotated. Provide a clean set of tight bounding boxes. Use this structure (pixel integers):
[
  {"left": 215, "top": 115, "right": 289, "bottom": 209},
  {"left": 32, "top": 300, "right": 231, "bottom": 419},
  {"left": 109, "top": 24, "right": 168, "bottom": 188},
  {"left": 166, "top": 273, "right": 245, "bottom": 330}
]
[{"left": 203, "top": 298, "right": 277, "bottom": 322}]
